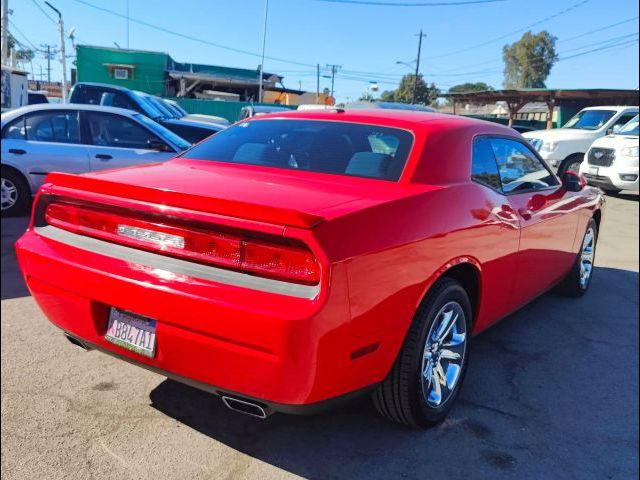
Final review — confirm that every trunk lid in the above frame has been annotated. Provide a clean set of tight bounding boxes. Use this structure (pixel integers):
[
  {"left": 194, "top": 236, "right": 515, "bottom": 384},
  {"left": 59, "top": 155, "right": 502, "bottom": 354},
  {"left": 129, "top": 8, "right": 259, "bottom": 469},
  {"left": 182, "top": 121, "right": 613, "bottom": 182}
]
[{"left": 43, "top": 159, "right": 425, "bottom": 228}]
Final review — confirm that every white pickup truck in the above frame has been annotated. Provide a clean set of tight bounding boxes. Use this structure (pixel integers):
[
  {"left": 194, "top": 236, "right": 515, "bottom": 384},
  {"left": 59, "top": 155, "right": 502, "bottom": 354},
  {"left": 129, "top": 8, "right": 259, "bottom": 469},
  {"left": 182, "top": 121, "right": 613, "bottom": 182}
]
[{"left": 523, "top": 106, "right": 639, "bottom": 175}]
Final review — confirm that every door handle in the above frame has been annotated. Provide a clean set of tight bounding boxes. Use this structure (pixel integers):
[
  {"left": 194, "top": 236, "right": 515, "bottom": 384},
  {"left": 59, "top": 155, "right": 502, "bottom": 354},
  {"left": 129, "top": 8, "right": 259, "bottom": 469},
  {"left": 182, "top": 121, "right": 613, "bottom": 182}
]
[
  {"left": 95, "top": 154, "right": 113, "bottom": 160},
  {"left": 9, "top": 148, "right": 26, "bottom": 155}
]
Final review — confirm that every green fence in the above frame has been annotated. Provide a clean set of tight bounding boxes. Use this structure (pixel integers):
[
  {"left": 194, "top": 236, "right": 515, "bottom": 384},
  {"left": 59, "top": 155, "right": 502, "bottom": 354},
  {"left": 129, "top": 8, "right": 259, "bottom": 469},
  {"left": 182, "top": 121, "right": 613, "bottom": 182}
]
[
  {"left": 172, "top": 98, "right": 296, "bottom": 122},
  {"left": 466, "top": 115, "right": 548, "bottom": 130}
]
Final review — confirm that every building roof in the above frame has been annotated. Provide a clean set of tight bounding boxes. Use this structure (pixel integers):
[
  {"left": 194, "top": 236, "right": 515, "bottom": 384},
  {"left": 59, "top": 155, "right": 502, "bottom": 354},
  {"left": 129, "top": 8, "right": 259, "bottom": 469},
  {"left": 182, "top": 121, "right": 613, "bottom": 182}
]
[{"left": 443, "top": 88, "right": 640, "bottom": 105}]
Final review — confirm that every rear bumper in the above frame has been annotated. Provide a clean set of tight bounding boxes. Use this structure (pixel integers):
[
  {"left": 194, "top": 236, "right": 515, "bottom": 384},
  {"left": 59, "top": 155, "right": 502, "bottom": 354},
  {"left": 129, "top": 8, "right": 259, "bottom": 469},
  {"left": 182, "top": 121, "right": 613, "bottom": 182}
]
[
  {"left": 15, "top": 227, "right": 361, "bottom": 407},
  {"left": 64, "top": 332, "right": 377, "bottom": 415}
]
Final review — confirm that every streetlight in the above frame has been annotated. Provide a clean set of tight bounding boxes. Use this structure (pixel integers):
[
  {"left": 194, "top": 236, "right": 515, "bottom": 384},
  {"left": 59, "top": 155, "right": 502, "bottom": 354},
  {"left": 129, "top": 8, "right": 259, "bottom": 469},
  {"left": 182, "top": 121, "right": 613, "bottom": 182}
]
[
  {"left": 395, "top": 60, "right": 416, "bottom": 70},
  {"left": 44, "top": 1, "right": 67, "bottom": 102}
]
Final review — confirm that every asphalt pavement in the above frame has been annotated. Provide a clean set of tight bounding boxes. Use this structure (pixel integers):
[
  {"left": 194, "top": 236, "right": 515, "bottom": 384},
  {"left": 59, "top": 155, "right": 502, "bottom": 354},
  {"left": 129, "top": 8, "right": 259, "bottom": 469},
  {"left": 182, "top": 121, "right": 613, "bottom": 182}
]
[{"left": 1, "top": 194, "right": 638, "bottom": 480}]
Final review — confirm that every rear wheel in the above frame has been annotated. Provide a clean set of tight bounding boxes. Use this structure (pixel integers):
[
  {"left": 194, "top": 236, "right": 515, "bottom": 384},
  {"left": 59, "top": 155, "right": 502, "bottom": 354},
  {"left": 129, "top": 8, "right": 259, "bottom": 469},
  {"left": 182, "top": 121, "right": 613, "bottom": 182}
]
[
  {"left": 373, "top": 278, "right": 472, "bottom": 428},
  {"left": 1, "top": 168, "right": 30, "bottom": 216},
  {"left": 555, "top": 218, "right": 598, "bottom": 297}
]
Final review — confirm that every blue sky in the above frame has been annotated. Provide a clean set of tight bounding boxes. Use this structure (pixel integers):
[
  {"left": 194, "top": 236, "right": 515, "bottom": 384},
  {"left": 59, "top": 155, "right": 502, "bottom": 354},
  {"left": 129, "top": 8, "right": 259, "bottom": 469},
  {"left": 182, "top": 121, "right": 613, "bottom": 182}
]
[{"left": 7, "top": 0, "right": 640, "bottom": 102}]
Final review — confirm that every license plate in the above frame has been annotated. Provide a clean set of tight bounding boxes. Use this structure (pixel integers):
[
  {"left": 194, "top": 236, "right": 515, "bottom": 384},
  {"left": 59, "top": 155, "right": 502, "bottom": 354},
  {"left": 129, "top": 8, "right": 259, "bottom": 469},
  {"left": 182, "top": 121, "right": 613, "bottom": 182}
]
[
  {"left": 105, "top": 308, "right": 157, "bottom": 358},
  {"left": 589, "top": 167, "right": 599, "bottom": 176}
]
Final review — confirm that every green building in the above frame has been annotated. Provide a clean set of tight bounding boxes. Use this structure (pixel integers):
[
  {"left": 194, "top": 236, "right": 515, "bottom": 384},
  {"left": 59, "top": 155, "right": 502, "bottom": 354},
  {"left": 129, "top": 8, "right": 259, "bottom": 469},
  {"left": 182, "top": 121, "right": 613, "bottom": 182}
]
[
  {"left": 76, "top": 45, "right": 169, "bottom": 96},
  {"left": 75, "top": 45, "right": 284, "bottom": 101}
]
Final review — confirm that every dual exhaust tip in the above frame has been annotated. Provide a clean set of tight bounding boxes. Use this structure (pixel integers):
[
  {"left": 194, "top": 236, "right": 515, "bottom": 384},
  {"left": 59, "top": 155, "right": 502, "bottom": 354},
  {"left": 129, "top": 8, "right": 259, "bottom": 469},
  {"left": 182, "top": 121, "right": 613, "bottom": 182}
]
[
  {"left": 63, "top": 332, "right": 271, "bottom": 419},
  {"left": 221, "top": 395, "right": 271, "bottom": 419}
]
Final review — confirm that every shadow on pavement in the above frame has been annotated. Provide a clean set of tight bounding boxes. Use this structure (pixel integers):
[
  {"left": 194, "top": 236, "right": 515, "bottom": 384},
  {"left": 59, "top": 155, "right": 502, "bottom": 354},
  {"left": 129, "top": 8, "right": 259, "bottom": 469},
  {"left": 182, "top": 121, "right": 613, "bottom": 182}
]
[
  {"left": 150, "top": 266, "right": 639, "bottom": 479},
  {"left": 1, "top": 216, "right": 30, "bottom": 300}
]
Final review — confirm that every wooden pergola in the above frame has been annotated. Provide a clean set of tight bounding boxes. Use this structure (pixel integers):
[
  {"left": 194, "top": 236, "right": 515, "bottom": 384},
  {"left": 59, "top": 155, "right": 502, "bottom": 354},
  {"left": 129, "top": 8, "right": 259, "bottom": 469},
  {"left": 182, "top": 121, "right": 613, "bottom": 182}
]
[{"left": 443, "top": 89, "right": 640, "bottom": 129}]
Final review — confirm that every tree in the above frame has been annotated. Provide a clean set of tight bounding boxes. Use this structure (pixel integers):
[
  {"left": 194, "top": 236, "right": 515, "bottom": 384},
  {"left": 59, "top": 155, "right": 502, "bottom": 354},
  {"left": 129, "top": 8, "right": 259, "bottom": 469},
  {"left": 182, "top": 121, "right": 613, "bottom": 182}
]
[
  {"left": 503, "top": 31, "right": 558, "bottom": 88},
  {"left": 393, "top": 74, "right": 439, "bottom": 106},
  {"left": 6, "top": 33, "right": 35, "bottom": 69},
  {"left": 448, "top": 82, "right": 494, "bottom": 93},
  {"left": 379, "top": 90, "right": 395, "bottom": 101}
]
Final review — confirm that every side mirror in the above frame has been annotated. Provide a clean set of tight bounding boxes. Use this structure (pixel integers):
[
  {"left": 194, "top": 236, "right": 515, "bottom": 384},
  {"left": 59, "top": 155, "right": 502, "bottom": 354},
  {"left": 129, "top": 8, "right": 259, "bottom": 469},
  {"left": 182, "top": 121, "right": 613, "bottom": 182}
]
[
  {"left": 147, "top": 138, "right": 171, "bottom": 152},
  {"left": 607, "top": 124, "right": 622, "bottom": 135},
  {"left": 562, "top": 171, "right": 585, "bottom": 192}
]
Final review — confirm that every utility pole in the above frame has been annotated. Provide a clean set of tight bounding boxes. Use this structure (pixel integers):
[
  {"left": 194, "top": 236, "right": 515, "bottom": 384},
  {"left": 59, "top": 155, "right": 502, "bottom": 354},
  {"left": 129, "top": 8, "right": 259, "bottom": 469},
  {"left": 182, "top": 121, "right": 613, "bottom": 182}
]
[
  {"left": 412, "top": 30, "right": 426, "bottom": 105},
  {"left": 40, "top": 44, "right": 56, "bottom": 82},
  {"left": 316, "top": 63, "right": 320, "bottom": 104},
  {"left": 258, "top": 0, "right": 269, "bottom": 103},
  {"left": 125, "top": 0, "right": 130, "bottom": 48},
  {"left": 44, "top": 1, "right": 67, "bottom": 102},
  {"left": 326, "top": 64, "right": 341, "bottom": 99},
  {"left": 1, "top": 0, "right": 9, "bottom": 66}
]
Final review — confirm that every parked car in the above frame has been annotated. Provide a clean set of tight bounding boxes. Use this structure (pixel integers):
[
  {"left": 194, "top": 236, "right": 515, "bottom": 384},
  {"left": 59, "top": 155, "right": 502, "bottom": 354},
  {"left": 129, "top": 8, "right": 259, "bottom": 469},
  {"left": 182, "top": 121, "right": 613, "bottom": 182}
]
[
  {"left": 238, "top": 105, "right": 291, "bottom": 120},
  {"left": 27, "top": 90, "right": 49, "bottom": 105},
  {"left": 16, "top": 110, "right": 604, "bottom": 427},
  {"left": 345, "top": 101, "right": 437, "bottom": 112},
  {"left": 579, "top": 114, "right": 639, "bottom": 193},
  {"left": 155, "top": 97, "right": 230, "bottom": 127},
  {"left": 511, "top": 124, "right": 535, "bottom": 134},
  {"left": 523, "top": 106, "right": 639, "bottom": 176},
  {"left": 69, "top": 82, "right": 223, "bottom": 143},
  {"left": 1, "top": 103, "right": 190, "bottom": 215}
]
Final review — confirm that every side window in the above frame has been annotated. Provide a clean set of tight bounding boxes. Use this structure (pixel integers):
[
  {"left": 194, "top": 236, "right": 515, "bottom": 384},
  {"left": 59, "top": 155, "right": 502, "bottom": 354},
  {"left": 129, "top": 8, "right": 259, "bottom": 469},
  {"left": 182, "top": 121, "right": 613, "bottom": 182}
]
[
  {"left": 72, "top": 86, "right": 103, "bottom": 105},
  {"left": 86, "top": 112, "right": 159, "bottom": 149},
  {"left": 100, "top": 92, "right": 139, "bottom": 112},
  {"left": 24, "top": 111, "right": 80, "bottom": 144},
  {"left": 612, "top": 113, "right": 638, "bottom": 128},
  {"left": 471, "top": 137, "right": 502, "bottom": 191},
  {"left": 490, "top": 138, "right": 559, "bottom": 193},
  {"left": 3, "top": 116, "right": 26, "bottom": 139}
]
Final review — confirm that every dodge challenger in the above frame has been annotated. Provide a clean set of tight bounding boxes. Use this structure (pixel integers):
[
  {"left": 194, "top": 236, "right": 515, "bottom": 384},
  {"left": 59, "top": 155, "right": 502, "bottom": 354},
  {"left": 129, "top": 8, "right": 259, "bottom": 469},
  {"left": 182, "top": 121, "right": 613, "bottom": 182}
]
[{"left": 16, "top": 109, "right": 604, "bottom": 427}]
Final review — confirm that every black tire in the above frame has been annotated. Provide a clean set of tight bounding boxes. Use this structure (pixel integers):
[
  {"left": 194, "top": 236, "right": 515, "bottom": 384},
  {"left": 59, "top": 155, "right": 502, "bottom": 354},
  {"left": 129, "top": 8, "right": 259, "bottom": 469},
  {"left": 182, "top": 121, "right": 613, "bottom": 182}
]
[
  {"left": 555, "top": 218, "right": 598, "bottom": 297},
  {"left": 557, "top": 154, "right": 584, "bottom": 177},
  {"left": 373, "top": 277, "right": 472, "bottom": 428},
  {"left": 1, "top": 168, "right": 31, "bottom": 216}
]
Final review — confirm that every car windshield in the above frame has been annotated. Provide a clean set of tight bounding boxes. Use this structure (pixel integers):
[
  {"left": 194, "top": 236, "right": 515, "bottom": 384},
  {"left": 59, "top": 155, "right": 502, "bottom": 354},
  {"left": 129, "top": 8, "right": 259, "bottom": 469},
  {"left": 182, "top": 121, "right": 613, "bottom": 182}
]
[
  {"left": 181, "top": 119, "right": 414, "bottom": 181},
  {"left": 131, "top": 92, "right": 165, "bottom": 120},
  {"left": 563, "top": 110, "right": 616, "bottom": 130},
  {"left": 133, "top": 113, "right": 191, "bottom": 150},
  {"left": 147, "top": 96, "right": 178, "bottom": 119},
  {"left": 616, "top": 115, "right": 639, "bottom": 136},
  {"left": 161, "top": 100, "right": 185, "bottom": 118}
]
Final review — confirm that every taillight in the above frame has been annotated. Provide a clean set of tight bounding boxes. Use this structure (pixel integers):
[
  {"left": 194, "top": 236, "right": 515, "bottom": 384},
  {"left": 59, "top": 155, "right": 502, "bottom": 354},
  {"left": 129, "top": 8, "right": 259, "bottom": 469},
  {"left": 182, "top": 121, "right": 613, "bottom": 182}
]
[{"left": 44, "top": 201, "right": 320, "bottom": 285}]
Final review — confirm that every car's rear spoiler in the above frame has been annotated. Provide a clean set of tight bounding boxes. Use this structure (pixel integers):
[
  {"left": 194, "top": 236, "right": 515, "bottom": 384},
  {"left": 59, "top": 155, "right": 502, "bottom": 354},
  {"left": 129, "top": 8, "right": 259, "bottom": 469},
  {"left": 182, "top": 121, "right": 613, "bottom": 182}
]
[{"left": 41, "top": 172, "right": 326, "bottom": 229}]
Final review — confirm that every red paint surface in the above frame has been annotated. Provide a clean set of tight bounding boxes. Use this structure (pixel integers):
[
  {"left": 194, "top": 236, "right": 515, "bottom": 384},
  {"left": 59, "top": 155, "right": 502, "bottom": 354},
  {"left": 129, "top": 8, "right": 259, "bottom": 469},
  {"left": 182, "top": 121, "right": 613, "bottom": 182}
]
[{"left": 16, "top": 110, "right": 605, "bottom": 406}]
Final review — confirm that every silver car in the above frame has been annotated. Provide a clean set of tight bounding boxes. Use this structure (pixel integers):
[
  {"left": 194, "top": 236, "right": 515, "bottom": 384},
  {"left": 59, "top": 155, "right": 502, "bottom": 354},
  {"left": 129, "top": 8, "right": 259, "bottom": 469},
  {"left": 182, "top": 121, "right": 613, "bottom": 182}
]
[{"left": 1, "top": 103, "right": 190, "bottom": 215}]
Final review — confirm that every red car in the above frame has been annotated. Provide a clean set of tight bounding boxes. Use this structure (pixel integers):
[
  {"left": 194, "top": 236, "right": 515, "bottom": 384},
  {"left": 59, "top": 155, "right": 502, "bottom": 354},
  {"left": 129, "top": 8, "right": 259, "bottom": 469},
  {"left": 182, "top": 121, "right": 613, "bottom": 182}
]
[{"left": 16, "top": 110, "right": 604, "bottom": 427}]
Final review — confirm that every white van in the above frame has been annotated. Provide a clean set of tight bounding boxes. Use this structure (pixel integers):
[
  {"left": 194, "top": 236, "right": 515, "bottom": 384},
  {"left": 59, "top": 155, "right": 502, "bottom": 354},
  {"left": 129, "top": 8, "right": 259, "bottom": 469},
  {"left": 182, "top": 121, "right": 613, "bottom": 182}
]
[
  {"left": 579, "top": 115, "right": 639, "bottom": 193},
  {"left": 523, "top": 106, "right": 638, "bottom": 175}
]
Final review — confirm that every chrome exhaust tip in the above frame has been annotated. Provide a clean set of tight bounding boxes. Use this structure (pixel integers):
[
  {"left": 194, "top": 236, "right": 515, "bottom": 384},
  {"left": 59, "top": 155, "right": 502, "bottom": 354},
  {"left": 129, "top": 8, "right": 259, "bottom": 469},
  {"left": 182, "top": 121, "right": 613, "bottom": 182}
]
[
  {"left": 221, "top": 395, "right": 270, "bottom": 419},
  {"left": 64, "top": 332, "right": 92, "bottom": 351}
]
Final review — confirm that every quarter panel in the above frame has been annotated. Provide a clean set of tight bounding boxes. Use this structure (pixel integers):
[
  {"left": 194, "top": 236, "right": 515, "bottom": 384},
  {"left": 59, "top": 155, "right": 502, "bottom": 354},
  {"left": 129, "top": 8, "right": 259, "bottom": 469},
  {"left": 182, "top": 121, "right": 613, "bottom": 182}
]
[{"left": 314, "top": 183, "right": 521, "bottom": 383}]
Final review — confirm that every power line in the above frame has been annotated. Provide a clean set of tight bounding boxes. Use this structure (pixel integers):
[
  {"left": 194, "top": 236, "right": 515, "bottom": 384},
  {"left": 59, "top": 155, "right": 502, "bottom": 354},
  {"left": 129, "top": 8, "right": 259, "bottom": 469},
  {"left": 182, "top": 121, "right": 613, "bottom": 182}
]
[
  {"left": 561, "top": 16, "right": 639, "bottom": 43},
  {"left": 422, "top": 0, "right": 592, "bottom": 60},
  {"left": 30, "top": 0, "right": 87, "bottom": 43},
  {"left": 68, "top": 0, "right": 317, "bottom": 68},
  {"left": 315, "top": 0, "right": 506, "bottom": 6},
  {"left": 8, "top": 19, "right": 40, "bottom": 51}
]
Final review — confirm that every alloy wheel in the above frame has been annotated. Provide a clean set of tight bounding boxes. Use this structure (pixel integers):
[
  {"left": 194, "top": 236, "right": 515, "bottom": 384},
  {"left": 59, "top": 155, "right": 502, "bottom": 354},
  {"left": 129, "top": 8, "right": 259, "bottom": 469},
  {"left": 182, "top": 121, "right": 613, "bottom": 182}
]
[
  {"left": 1, "top": 177, "right": 18, "bottom": 211},
  {"left": 421, "top": 301, "right": 467, "bottom": 408},
  {"left": 579, "top": 227, "right": 595, "bottom": 289}
]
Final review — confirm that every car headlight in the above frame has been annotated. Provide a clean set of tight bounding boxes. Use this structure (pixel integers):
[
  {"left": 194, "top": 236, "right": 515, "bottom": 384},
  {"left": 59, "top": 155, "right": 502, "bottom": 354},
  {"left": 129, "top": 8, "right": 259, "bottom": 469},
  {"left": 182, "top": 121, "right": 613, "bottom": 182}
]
[
  {"left": 526, "top": 138, "right": 542, "bottom": 151},
  {"left": 540, "top": 142, "right": 559, "bottom": 153},
  {"left": 621, "top": 146, "right": 639, "bottom": 157}
]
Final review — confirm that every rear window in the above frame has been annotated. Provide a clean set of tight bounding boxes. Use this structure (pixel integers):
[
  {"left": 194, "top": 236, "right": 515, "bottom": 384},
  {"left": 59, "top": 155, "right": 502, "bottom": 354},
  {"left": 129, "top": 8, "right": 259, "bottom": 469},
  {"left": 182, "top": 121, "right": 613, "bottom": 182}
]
[{"left": 181, "top": 119, "right": 413, "bottom": 181}]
